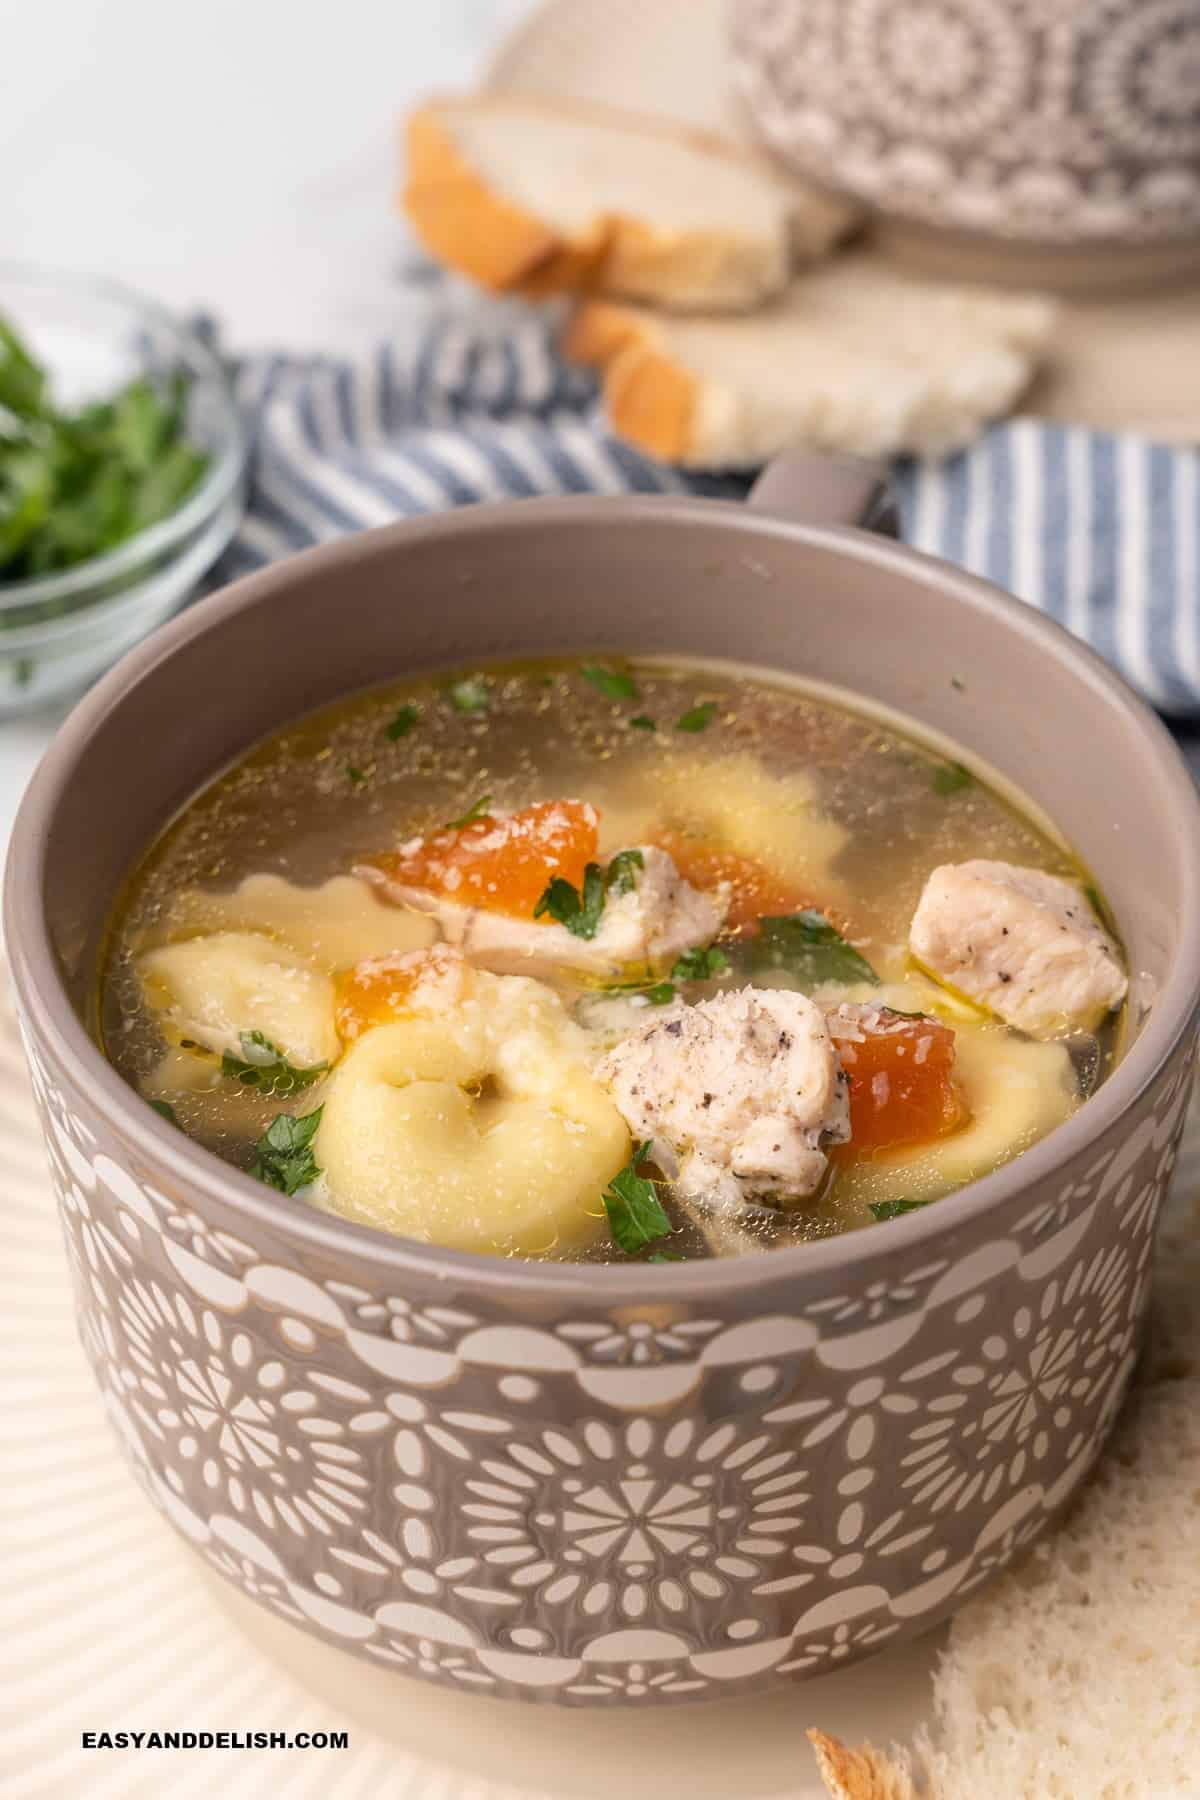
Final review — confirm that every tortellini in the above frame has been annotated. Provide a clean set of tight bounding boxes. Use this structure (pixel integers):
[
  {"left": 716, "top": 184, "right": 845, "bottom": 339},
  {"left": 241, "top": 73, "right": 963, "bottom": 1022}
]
[
  {"left": 138, "top": 930, "right": 339, "bottom": 1067},
  {"left": 316, "top": 958, "right": 630, "bottom": 1255},
  {"left": 161, "top": 873, "right": 436, "bottom": 974}
]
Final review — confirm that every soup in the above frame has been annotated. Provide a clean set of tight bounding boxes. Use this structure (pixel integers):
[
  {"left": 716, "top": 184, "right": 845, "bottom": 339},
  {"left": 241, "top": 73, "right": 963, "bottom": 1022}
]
[{"left": 100, "top": 658, "right": 1128, "bottom": 1262}]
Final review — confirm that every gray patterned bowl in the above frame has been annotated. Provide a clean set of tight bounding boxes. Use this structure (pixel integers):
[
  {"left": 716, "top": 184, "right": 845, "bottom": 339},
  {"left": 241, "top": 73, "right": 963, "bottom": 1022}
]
[
  {"left": 6, "top": 456, "right": 1200, "bottom": 1706},
  {"left": 730, "top": 0, "right": 1200, "bottom": 288}
]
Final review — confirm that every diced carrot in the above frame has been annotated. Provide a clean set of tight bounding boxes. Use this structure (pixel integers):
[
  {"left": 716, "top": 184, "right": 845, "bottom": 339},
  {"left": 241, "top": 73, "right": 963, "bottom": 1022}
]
[
  {"left": 653, "top": 830, "right": 817, "bottom": 937},
  {"left": 830, "top": 1007, "right": 967, "bottom": 1154},
  {"left": 361, "top": 800, "right": 598, "bottom": 921},
  {"left": 335, "top": 947, "right": 466, "bottom": 1042}
]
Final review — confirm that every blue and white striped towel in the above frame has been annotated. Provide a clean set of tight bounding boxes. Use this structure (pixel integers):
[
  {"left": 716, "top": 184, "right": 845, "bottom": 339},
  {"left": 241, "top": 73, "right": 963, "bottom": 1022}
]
[{"left": 215, "top": 314, "right": 1200, "bottom": 717}]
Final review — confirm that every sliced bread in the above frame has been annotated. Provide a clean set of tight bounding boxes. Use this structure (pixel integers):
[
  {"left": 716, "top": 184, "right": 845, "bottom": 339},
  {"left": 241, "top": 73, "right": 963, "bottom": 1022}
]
[
  {"left": 809, "top": 1236, "right": 1200, "bottom": 1800},
  {"left": 564, "top": 257, "right": 1055, "bottom": 464},
  {"left": 402, "top": 94, "right": 849, "bottom": 313}
]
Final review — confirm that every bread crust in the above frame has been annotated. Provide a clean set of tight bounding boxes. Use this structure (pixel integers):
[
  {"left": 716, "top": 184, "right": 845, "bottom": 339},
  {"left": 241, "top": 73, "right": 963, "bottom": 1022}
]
[
  {"left": 807, "top": 1730, "right": 920, "bottom": 1800},
  {"left": 563, "top": 302, "right": 699, "bottom": 462},
  {"left": 401, "top": 96, "right": 794, "bottom": 311}
]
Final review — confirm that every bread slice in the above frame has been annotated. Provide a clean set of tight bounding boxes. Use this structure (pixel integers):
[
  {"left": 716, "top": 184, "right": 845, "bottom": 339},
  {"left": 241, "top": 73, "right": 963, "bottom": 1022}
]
[
  {"left": 564, "top": 256, "right": 1055, "bottom": 464},
  {"left": 809, "top": 1236, "right": 1200, "bottom": 1800},
  {"left": 402, "top": 94, "right": 849, "bottom": 313}
]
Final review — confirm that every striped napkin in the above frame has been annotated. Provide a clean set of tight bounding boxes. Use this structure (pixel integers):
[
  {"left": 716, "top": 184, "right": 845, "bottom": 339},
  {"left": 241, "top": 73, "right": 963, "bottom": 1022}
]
[{"left": 216, "top": 312, "right": 1200, "bottom": 719}]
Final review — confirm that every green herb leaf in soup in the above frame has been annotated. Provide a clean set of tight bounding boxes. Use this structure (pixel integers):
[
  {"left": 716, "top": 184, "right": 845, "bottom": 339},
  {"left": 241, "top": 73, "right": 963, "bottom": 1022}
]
[
  {"left": 672, "top": 944, "right": 730, "bottom": 982},
  {"left": 675, "top": 701, "right": 718, "bottom": 733},
  {"left": 384, "top": 704, "right": 420, "bottom": 740},
  {"left": 628, "top": 714, "right": 656, "bottom": 732},
  {"left": 534, "top": 850, "right": 644, "bottom": 940},
  {"left": 750, "top": 911, "right": 879, "bottom": 991},
  {"left": 605, "top": 848, "right": 644, "bottom": 896},
  {"left": 931, "top": 760, "right": 974, "bottom": 795},
  {"left": 149, "top": 1098, "right": 179, "bottom": 1127},
  {"left": 221, "top": 1030, "right": 329, "bottom": 1097},
  {"left": 445, "top": 793, "right": 493, "bottom": 830},
  {"left": 448, "top": 676, "right": 490, "bottom": 713},
  {"left": 868, "top": 1198, "right": 929, "bottom": 1221},
  {"left": 253, "top": 1106, "right": 324, "bottom": 1196},
  {"left": 603, "top": 1141, "right": 673, "bottom": 1254},
  {"left": 346, "top": 765, "right": 369, "bottom": 787},
  {"left": 582, "top": 664, "right": 638, "bottom": 701}
]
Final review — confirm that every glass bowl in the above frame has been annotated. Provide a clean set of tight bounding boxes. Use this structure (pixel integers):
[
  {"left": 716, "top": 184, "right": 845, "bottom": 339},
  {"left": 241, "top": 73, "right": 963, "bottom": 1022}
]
[{"left": 0, "top": 265, "right": 248, "bottom": 714}]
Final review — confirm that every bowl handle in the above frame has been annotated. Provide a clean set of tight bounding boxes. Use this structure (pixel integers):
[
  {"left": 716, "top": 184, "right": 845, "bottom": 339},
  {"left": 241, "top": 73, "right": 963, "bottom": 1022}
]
[{"left": 747, "top": 452, "right": 899, "bottom": 537}]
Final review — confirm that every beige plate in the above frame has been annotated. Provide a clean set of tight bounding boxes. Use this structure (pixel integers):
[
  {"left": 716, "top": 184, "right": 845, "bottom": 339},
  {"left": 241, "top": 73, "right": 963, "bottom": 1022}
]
[{"left": 487, "top": 0, "right": 1200, "bottom": 446}]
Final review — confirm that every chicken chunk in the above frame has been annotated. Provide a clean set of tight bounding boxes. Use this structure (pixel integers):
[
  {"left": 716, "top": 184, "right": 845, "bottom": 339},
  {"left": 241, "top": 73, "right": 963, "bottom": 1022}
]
[
  {"left": 597, "top": 987, "right": 849, "bottom": 1211},
  {"left": 359, "top": 844, "right": 727, "bottom": 982},
  {"left": 909, "top": 860, "right": 1127, "bottom": 1036}
]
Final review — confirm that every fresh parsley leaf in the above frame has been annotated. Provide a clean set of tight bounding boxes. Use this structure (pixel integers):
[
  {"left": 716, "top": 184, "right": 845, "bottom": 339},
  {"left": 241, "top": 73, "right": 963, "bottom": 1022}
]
[
  {"left": 149, "top": 1099, "right": 179, "bottom": 1127},
  {"left": 675, "top": 700, "right": 718, "bottom": 733},
  {"left": 221, "top": 1030, "right": 329, "bottom": 1097},
  {"left": 605, "top": 848, "right": 644, "bottom": 896},
  {"left": 534, "top": 850, "right": 643, "bottom": 939},
  {"left": 346, "top": 765, "right": 369, "bottom": 786},
  {"left": 0, "top": 315, "right": 210, "bottom": 582},
  {"left": 628, "top": 714, "right": 656, "bottom": 731},
  {"left": 671, "top": 945, "right": 730, "bottom": 982},
  {"left": 749, "top": 912, "right": 879, "bottom": 990},
  {"left": 445, "top": 792, "right": 493, "bottom": 830},
  {"left": 603, "top": 1141, "right": 672, "bottom": 1254},
  {"left": 448, "top": 676, "right": 490, "bottom": 713},
  {"left": 252, "top": 1106, "right": 324, "bottom": 1196},
  {"left": 931, "top": 760, "right": 973, "bottom": 795},
  {"left": 582, "top": 663, "right": 639, "bottom": 701},
  {"left": 385, "top": 704, "right": 420, "bottom": 740},
  {"left": 604, "top": 978, "right": 677, "bottom": 1005},
  {"left": 647, "top": 1249, "right": 684, "bottom": 1262},
  {"left": 868, "top": 1198, "right": 929, "bottom": 1221}
]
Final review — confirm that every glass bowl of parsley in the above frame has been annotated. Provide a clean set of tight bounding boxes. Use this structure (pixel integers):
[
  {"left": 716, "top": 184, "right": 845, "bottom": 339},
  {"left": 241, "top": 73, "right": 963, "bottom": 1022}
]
[{"left": 0, "top": 265, "right": 247, "bottom": 712}]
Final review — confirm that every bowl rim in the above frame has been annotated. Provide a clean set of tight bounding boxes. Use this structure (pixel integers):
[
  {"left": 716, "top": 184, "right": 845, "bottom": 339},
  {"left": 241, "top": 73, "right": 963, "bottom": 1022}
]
[
  {"left": 0, "top": 261, "right": 248, "bottom": 613},
  {"left": 8, "top": 493, "right": 1200, "bottom": 1301}
]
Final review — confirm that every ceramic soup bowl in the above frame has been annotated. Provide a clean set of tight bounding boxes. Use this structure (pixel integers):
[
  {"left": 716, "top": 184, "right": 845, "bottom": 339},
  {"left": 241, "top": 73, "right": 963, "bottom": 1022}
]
[{"left": 7, "top": 456, "right": 1200, "bottom": 1707}]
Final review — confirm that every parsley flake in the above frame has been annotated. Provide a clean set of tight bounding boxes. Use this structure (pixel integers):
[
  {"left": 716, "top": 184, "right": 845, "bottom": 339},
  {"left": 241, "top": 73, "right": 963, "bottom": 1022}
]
[
  {"left": 671, "top": 945, "right": 730, "bottom": 982},
  {"left": 603, "top": 1141, "right": 673, "bottom": 1254},
  {"left": 385, "top": 704, "right": 420, "bottom": 740},
  {"left": 675, "top": 701, "right": 718, "bottom": 733},
  {"left": 931, "top": 760, "right": 973, "bottom": 795},
  {"left": 868, "top": 1198, "right": 929, "bottom": 1221},
  {"left": 346, "top": 765, "right": 369, "bottom": 786},
  {"left": 534, "top": 850, "right": 644, "bottom": 940},
  {"left": 445, "top": 792, "right": 493, "bottom": 830},
  {"left": 628, "top": 714, "right": 656, "bottom": 731},
  {"left": 448, "top": 676, "right": 490, "bottom": 713},
  {"left": 221, "top": 1030, "right": 329, "bottom": 1098},
  {"left": 252, "top": 1106, "right": 324, "bottom": 1196},
  {"left": 149, "top": 1099, "right": 179, "bottom": 1127},
  {"left": 748, "top": 912, "right": 879, "bottom": 991},
  {"left": 582, "top": 664, "right": 639, "bottom": 701}
]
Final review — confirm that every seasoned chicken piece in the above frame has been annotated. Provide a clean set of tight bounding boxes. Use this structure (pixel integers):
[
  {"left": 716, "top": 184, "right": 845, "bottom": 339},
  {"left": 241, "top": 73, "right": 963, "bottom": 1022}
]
[
  {"left": 909, "top": 860, "right": 1127, "bottom": 1036},
  {"left": 597, "top": 988, "right": 849, "bottom": 1211},
  {"left": 359, "top": 844, "right": 727, "bottom": 982}
]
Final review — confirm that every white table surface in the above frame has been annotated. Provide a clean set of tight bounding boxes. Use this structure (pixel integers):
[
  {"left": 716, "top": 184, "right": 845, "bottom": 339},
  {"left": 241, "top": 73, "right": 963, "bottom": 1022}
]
[{"left": 0, "top": 0, "right": 538, "bottom": 846}]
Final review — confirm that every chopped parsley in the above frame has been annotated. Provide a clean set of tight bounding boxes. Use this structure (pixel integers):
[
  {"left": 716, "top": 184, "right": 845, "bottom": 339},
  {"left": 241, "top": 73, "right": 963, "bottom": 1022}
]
[
  {"left": 534, "top": 849, "right": 644, "bottom": 940},
  {"left": 149, "top": 1099, "right": 179, "bottom": 1127},
  {"left": 869, "top": 1198, "right": 929, "bottom": 1221},
  {"left": 628, "top": 714, "right": 656, "bottom": 731},
  {"left": 448, "top": 676, "right": 490, "bottom": 713},
  {"left": 445, "top": 792, "right": 493, "bottom": 830},
  {"left": 221, "top": 1030, "right": 329, "bottom": 1097},
  {"left": 385, "top": 704, "right": 420, "bottom": 740},
  {"left": 346, "top": 765, "right": 369, "bottom": 786},
  {"left": 748, "top": 911, "right": 879, "bottom": 991},
  {"left": 647, "top": 1249, "right": 684, "bottom": 1263},
  {"left": 605, "top": 848, "right": 645, "bottom": 896},
  {"left": 671, "top": 944, "right": 730, "bottom": 982},
  {"left": 675, "top": 700, "right": 718, "bottom": 733},
  {"left": 603, "top": 1141, "right": 673, "bottom": 1254},
  {"left": 931, "top": 760, "right": 973, "bottom": 795},
  {"left": 581, "top": 664, "right": 639, "bottom": 701},
  {"left": 604, "top": 977, "right": 677, "bottom": 1005},
  {"left": 252, "top": 1106, "right": 324, "bottom": 1196}
]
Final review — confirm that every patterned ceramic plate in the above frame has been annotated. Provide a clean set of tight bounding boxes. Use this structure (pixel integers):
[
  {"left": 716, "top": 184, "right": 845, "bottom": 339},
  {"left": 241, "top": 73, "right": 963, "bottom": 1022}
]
[{"left": 486, "top": 0, "right": 1200, "bottom": 443}]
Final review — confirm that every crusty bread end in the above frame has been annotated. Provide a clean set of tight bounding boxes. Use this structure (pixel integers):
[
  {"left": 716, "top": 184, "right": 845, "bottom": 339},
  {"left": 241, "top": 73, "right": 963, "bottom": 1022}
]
[{"left": 807, "top": 1730, "right": 921, "bottom": 1800}]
